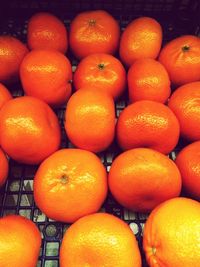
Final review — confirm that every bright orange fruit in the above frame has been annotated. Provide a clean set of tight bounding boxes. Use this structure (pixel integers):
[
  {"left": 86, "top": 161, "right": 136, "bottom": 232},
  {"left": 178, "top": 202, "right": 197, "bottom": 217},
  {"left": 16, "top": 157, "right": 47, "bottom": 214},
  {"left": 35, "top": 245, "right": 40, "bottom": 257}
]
[
  {"left": 27, "top": 12, "right": 68, "bottom": 53},
  {"left": 143, "top": 197, "right": 200, "bottom": 267},
  {"left": 117, "top": 100, "right": 180, "bottom": 154},
  {"left": 159, "top": 35, "right": 200, "bottom": 86},
  {"left": 120, "top": 17, "right": 162, "bottom": 67},
  {"left": 73, "top": 53, "right": 126, "bottom": 100},
  {"left": 65, "top": 89, "right": 115, "bottom": 153},
  {"left": 60, "top": 213, "right": 142, "bottom": 267},
  {"left": 34, "top": 149, "right": 107, "bottom": 223},
  {"left": 128, "top": 58, "right": 171, "bottom": 103},
  {"left": 0, "top": 96, "right": 61, "bottom": 164},
  {"left": 0, "top": 215, "right": 41, "bottom": 267},
  {"left": 69, "top": 10, "right": 120, "bottom": 59}
]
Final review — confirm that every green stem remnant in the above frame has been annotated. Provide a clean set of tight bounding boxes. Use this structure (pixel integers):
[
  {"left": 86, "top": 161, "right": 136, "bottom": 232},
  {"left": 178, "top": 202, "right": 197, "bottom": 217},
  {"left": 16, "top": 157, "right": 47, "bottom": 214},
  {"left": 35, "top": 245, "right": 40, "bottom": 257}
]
[
  {"left": 182, "top": 45, "right": 190, "bottom": 52},
  {"left": 98, "top": 63, "right": 105, "bottom": 70},
  {"left": 61, "top": 174, "right": 68, "bottom": 184}
]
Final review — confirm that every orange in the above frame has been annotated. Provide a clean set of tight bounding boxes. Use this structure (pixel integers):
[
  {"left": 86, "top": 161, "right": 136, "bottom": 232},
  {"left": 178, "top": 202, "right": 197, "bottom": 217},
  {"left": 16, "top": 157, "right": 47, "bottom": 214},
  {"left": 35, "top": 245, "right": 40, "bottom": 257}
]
[
  {"left": 117, "top": 100, "right": 180, "bottom": 154},
  {"left": 119, "top": 17, "right": 162, "bottom": 67},
  {"left": 73, "top": 53, "right": 126, "bottom": 100},
  {"left": 20, "top": 49, "right": 72, "bottom": 107},
  {"left": 0, "top": 148, "right": 9, "bottom": 187},
  {"left": 34, "top": 149, "right": 107, "bottom": 223},
  {"left": 168, "top": 81, "right": 200, "bottom": 141},
  {"left": 0, "top": 96, "right": 61, "bottom": 165},
  {"left": 108, "top": 148, "right": 181, "bottom": 213},
  {"left": 128, "top": 58, "right": 171, "bottom": 103},
  {"left": 159, "top": 35, "right": 200, "bottom": 86},
  {"left": 65, "top": 89, "right": 115, "bottom": 153},
  {"left": 27, "top": 12, "right": 68, "bottom": 53},
  {"left": 0, "top": 83, "right": 12, "bottom": 109},
  {"left": 69, "top": 10, "right": 120, "bottom": 59},
  {"left": 175, "top": 141, "right": 200, "bottom": 200},
  {"left": 0, "top": 214, "right": 41, "bottom": 267},
  {"left": 60, "top": 213, "right": 142, "bottom": 267},
  {"left": 143, "top": 197, "right": 200, "bottom": 267},
  {"left": 0, "top": 36, "right": 28, "bottom": 83}
]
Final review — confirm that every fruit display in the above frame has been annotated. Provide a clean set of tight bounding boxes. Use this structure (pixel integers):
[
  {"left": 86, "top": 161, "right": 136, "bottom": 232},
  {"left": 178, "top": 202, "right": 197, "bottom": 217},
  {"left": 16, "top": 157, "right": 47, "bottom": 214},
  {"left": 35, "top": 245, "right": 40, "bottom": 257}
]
[{"left": 0, "top": 1, "right": 199, "bottom": 267}]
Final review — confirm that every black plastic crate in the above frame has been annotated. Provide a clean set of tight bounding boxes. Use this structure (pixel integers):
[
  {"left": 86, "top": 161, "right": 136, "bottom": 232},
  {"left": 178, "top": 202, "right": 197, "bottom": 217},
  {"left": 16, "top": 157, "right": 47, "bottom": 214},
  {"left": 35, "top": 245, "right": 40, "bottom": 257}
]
[{"left": 0, "top": 1, "right": 199, "bottom": 266}]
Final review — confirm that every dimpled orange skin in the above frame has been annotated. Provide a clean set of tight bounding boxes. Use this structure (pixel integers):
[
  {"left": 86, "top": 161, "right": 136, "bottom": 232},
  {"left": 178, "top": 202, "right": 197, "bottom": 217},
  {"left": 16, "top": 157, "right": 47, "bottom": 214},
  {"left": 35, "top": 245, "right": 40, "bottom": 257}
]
[
  {"left": 0, "top": 83, "right": 12, "bottom": 109},
  {"left": 27, "top": 12, "right": 68, "bottom": 53},
  {"left": 20, "top": 49, "right": 72, "bottom": 107},
  {"left": 117, "top": 100, "right": 180, "bottom": 154},
  {"left": 108, "top": 148, "right": 181, "bottom": 213},
  {"left": 128, "top": 58, "right": 171, "bottom": 103},
  {"left": 0, "top": 215, "right": 41, "bottom": 267},
  {"left": 159, "top": 35, "right": 200, "bottom": 86},
  {"left": 119, "top": 17, "right": 162, "bottom": 67},
  {"left": 143, "top": 197, "right": 200, "bottom": 267},
  {"left": 73, "top": 53, "right": 126, "bottom": 100},
  {"left": 168, "top": 82, "right": 200, "bottom": 141},
  {"left": 65, "top": 89, "right": 115, "bottom": 153},
  {"left": 69, "top": 10, "right": 120, "bottom": 59},
  {"left": 0, "top": 148, "right": 9, "bottom": 187},
  {"left": 0, "top": 36, "right": 28, "bottom": 83},
  {"left": 34, "top": 149, "right": 107, "bottom": 223},
  {"left": 0, "top": 96, "right": 61, "bottom": 165},
  {"left": 60, "top": 213, "right": 142, "bottom": 267},
  {"left": 175, "top": 141, "right": 200, "bottom": 200}
]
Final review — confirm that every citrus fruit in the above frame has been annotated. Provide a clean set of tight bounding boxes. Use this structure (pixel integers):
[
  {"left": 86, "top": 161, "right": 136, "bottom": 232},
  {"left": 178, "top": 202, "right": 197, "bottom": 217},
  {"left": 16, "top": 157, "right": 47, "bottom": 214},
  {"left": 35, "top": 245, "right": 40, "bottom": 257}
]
[
  {"left": 73, "top": 53, "right": 126, "bottom": 100},
  {"left": 117, "top": 100, "right": 180, "bottom": 154},
  {"left": 60, "top": 213, "right": 142, "bottom": 267},
  {"left": 108, "top": 148, "right": 181, "bottom": 212},
  {"left": 0, "top": 96, "right": 61, "bottom": 164},
  {"left": 0, "top": 83, "right": 12, "bottom": 109},
  {"left": 0, "top": 36, "right": 28, "bottom": 83},
  {"left": 34, "top": 148, "right": 107, "bottom": 223},
  {"left": 119, "top": 17, "right": 162, "bottom": 67},
  {"left": 128, "top": 58, "right": 171, "bottom": 103},
  {"left": 175, "top": 141, "right": 200, "bottom": 200},
  {"left": 69, "top": 10, "right": 120, "bottom": 59},
  {"left": 20, "top": 49, "right": 72, "bottom": 107},
  {"left": 143, "top": 197, "right": 200, "bottom": 267},
  {"left": 159, "top": 35, "right": 200, "bottom": 86},
  {"left": 0, "top": 148, "right": 9, "bottom": 187},
  {"left": 27, "top": 12, "right": 68, "bottom": 53},
  {"left": 65, "top": 89, "right": 115, "bottom": 153},
  {"left": 168, "top": 81, "right": 200, "bottom": 141},
  {"left": 0, "top": 215, "right": 41, "bottom": 267}
]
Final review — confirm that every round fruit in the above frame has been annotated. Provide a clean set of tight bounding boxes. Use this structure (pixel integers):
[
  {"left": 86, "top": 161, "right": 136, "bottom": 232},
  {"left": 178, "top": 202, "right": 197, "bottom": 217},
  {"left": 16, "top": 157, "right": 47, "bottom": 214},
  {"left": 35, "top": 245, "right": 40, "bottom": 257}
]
[
  {"left": 73, "top": 53, "right": 126, "bottom": 100},
  {"left": 117, "top": 100, "right": 180, "bottom": 154},
  {"left": 0, "top": 215, "right": 41, "bottom": 267},
  {"left": 159, "top": 35, "right": 200, "bottom": 86},
  {"left": 119, "top": 17, "right": 162, "bottom": 67},
  {"left": 0, "top": 148, "right": 9, "bottom": 187},
  {"left": 143, "top": 197, "right": 200, "bottom": 267},
  {"left": 0, "top": 83, "right": 12, "bottom": 109},
  {"left": 108, "top": 148, "right": 181, "bottom": 212},
  {"left": 60, "top": 213, "right": 142, "bottom": 267},
  {"left": 27, "top": 12, "right": 68, "bottom": 53},
  {"left": 0, "top": 96, "right": 61, "bottom": 164},
  {"left": 128, "top": 58, "right": 171, "bottom": 103},
  {"left": 69, "top": 10, "right": 120, "bottom": 59},
  {"left": 34, "top": 149, "right": 107, "bottom": 223},
  {"left": 168, "top": 81, "right": 200, "bottom": 141},
  {"left": 65, "top": 89, "right": 115, "bottom": 153},
  {"left": 0, "top": 36, "right": 28, "bottom": 83},
  {"left": 20, "top": 49, "right": 72, "bottom": 107},
  {"left": 175, "top": 141, "right": 200, "bottom": 200}
]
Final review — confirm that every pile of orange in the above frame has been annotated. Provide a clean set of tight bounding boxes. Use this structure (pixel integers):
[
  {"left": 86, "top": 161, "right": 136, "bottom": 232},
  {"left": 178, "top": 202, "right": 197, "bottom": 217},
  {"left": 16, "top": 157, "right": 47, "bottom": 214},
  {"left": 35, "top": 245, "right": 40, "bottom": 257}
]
[{"left": 0, "top": 7, "right": 199, "bottom": 267}]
